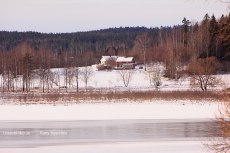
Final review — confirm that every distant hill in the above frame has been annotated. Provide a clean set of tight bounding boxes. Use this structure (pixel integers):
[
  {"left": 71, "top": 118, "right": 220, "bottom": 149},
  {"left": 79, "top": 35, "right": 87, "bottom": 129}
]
[{"left": 0, "top": 26, "right": 169, "bottom": 53}]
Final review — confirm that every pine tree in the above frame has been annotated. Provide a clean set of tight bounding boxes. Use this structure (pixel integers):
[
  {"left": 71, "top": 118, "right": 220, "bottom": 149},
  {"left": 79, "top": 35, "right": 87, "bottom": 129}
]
[
  {"left": 199, "top": 13, "right": 210, "bottom": 58},
  {"left": 219, "top": 14, "right": 230, "bottom": 61},
  {"left": 182, "top": 17, "right": 190, "bottom": 46},
  {"left": 208, "top": 14, "right": 219, "bottom": 57}
]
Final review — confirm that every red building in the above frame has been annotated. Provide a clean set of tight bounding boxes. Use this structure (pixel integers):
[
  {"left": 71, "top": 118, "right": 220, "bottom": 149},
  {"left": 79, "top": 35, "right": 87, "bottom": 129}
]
[{"left": 116, "top": 57, "right": 135, "bottom": 69}]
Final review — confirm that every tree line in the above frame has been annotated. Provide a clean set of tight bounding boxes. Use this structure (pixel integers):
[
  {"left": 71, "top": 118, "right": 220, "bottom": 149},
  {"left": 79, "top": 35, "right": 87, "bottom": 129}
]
[
  {"left": 0, "top": 13, "right": 229, "bottom": 92},
  {"left": 131, "top": 13, "right": 230, "bottom": 79},
  {"left": 0, "top": 27, "right": 156, "bottom": 53}
]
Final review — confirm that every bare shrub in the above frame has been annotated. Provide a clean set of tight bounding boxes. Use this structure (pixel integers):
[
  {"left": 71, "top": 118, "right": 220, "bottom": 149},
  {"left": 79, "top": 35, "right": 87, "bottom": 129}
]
[
  {"left": 105, "top": 57, "right": 117, "bottom": 68},
  {"left": 97, "top": 64, "right": 104, "bottom": 71},
  {"left": 1, "top": 90, "right": 223, "bottom": 105},
  {"left": 145, "top": 69, "right": 162, "bottom": 90}
]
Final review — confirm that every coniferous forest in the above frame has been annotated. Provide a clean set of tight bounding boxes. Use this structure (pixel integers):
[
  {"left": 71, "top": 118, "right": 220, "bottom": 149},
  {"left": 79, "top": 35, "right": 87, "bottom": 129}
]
[{"left": 0, "top": 13, "right": 229, "bottom": 91}]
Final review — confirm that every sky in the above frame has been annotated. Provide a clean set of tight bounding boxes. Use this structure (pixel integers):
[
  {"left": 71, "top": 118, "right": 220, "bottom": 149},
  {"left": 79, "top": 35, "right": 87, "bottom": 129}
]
[{"left": 0, "top": 0, "right": 229, "bottom": 33}]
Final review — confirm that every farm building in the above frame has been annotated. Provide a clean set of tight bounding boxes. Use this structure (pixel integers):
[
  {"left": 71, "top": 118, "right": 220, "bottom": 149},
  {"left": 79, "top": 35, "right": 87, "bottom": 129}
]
[{"left": 116, "top": 57, "right": 135, "bottom": 69}]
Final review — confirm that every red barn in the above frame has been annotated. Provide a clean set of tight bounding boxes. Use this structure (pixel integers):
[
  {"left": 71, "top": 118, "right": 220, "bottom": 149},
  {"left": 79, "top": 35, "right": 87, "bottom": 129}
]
[{"left": 116, "top": 57, "right": 135, "bottom": 69}]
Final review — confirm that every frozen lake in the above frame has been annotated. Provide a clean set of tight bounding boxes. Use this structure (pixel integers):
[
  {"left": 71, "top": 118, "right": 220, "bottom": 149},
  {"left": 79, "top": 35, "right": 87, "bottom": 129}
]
[{"left": 0, "top": 119, "right": 218, "bottom": 148}]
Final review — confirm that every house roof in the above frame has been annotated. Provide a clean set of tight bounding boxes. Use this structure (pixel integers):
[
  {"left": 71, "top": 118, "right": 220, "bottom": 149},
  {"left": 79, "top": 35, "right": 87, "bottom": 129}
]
[
  {"left": 101, "top": 56, "right": 118, "bottom": 60},
  {"left": 116, "top": 57, "right": 134, "bottom": 62}
]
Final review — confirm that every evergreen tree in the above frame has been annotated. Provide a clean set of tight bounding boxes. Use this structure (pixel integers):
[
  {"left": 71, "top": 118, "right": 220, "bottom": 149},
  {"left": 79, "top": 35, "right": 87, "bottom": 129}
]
[
  {"left": 202, "top": 13, "right": 210, "bottom": 26},
  {"left": 182, "top": 17, "right": 190, "bottom": 46},
  {"left": 209, "top": 14, "right": 219, "bottom": 57},
  {"left": 199, "top": 13, "right": 211, "bottom": 58},
  {"left": 219, "top": 14, "right": 230, "bottom": 61}
]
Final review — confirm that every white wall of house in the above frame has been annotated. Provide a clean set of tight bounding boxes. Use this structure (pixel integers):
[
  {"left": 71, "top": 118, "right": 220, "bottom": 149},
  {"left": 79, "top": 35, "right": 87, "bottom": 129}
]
[
  {"left": 100, "top": 56, "right": 118, "bottom": 65},
  {"left": 100, "top": 57, "right": 106, "bottom": 65}
]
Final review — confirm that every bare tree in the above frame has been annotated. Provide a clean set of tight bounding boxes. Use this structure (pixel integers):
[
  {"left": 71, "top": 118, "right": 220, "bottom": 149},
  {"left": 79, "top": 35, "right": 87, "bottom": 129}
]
[
  {"left": 62, "top": 67, "right": 70, "bottom": 92},
  {"left": 37, "top": 46, "right": 52, "bottom": 92},
  {"left": 30, "top": 70, "right": 39, "bottom": 90},
  {"left": 0, "top": 52, "right": 6, "bottom": 93},
  {"left": 48, "top": 71, "right": 56, "bottom": 89},
  {"left": 52, "top": 71, "right": 60, "bottom": 87},
  {"left": 117, "top": 69, "right": 134, "bottom": 87},
  {"left": 187, "top": 57, "right": 220, "bottom": 91},
  {"left": 74, "top": 67, "right": 81, "bottom": 92},
  {"left": 164, "top": 36, "right": 177, "bottom": 79},
  {"left": 81, "top": 67, "right": 93, "bottom": 92},
  {"left": 38, "top": 69, "right": 48, "bottom": 92},
  {"left": 67, "top": 67, "right": 75, "bottom": 87},
  {"left": 135, "top": 32, "right": 151, "bottom": 71},
  {"left": 45, "top": 70, "right": 57, "bottom": 92},
  {"left": 163, "top": 25, "right": 186, "bottom": 79},
  {"left": 1, "top": 71, "right": 6, "bottom": 93},
  {"left": 22, "top": 53, "right": 33, "bottom": 92}
]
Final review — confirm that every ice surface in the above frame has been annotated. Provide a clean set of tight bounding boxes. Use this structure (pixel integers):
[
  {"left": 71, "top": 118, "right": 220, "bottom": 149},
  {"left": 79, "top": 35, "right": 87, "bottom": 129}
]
[{"left": 0, "top": 141, "right": 204, "bottom": 153}]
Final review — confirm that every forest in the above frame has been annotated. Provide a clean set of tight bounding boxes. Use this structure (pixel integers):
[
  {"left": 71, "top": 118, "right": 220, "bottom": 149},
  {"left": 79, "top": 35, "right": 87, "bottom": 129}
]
[{"left": 0, "top": 13, "right": 229, "bottom": 92}]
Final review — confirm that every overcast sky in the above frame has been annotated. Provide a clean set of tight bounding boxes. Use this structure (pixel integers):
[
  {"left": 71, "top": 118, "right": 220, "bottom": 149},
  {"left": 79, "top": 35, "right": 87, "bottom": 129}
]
[{"left": 0, "top": 0, "right": 228, "bottom": 33}]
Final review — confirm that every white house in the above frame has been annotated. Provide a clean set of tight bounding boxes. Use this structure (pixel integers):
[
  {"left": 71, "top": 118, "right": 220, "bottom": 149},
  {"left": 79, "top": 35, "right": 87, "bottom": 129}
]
[{"left": 100, "top": 56, "right": 118, "bottom": 65}]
